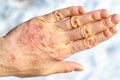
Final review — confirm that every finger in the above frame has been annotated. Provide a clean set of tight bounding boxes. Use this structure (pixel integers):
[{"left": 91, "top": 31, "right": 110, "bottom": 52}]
[
  {"left": 56, "top": 9, "right": 109, "bottom": 30},
  {"left": 63, "top": 14, "right": 120, "bottom": 41},
  {"left": 42, "top": 6, "right": 85, "bottom": 23},
  {"left": 51, "top": 61, "right": 83, "bottom": 74},
  {"left": 66, "top": 26, "right": 118, "bottom": 54}
]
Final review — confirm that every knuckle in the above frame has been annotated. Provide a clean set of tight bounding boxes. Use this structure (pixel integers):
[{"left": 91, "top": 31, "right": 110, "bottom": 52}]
[
  {"left": 70, "top": 42, "right": 80, "bottom": 53},
  {"left": 80, "top": 25, "right": 91, "bottom": 38},
  {"left": 103, "top": 18, "right": 111, "bottom": 26},
  {"left": 69, "top": 6, "right": 78, "bottom": 15},
  {"left": 69, "top": 6, "right": 84, "bottom": 15},
  {"left": 91, "top": 12, "right": 100, "bottom": 20},
  {"left": 35, "top": 16, "right": 48, "bottom": 23},
  {"left": 54, "top": 10, "right": 63, "bottom": 21},
  {"left": 91, "top": 9, "right": 108, "bottom": 21},
  {"left": 29, "top": 17, "right": 44, "bottom": 29},
  {"left": 71, "top": 16, "right": 81, "bottom": 28},
  {"left": 64, "top": 62, "right": 73, "bottom": 73},
  {"left": 103, "top": 29, "right": 109, "bottom": 37},
  {"left": 103, "top": 29, "right": 112, "bottom": 38},
  {"left": 84, "top": 36, "right": 96, "bottom": 48},
  {"left": 71, "top": 16, "right": 79, "bottom": 28}
]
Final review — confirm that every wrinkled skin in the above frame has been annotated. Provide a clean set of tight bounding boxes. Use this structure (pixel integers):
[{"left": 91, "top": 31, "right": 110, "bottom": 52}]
[{"left": 0, "top": 6, "right": 120, "bottom": 77}]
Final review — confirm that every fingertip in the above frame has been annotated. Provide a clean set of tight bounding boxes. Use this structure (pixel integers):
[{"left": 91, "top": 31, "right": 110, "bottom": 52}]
[
  {"left": 100, "top": 9, "right": 109, "bottom": 18},
  {"left": 109, "top": 26, "right": 118, "bottom": 34},
  {"left": 74, "top": 63, "right": 84, "bottom": 71},
  {"left": 104, "top": 27, "right": 118, "bottom": 38},
  {"left": 78, "top": 6, "right": 86, "bottom": 14},
  {"left": 111, "top": 14, "right": 120, "bottom": 24}
]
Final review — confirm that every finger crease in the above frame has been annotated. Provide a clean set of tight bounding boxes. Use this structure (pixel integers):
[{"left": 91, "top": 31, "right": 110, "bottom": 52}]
[
  {"left": 55, "top": 11, "right": 64, "bottom": 21},
  {"left": 83, "top": 36, "right": 96, "bottom": 49},
  {"left": 80, "top": 25, "right": 91, "bottom": 38}
]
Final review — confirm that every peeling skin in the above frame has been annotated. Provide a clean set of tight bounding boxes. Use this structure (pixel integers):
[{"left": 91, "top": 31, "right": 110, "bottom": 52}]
[
  {"left": 21, "top": 19, "right": 45, "bottom": 45},
  {"left": 1, "top": 7, "right": 119, "bottom": 77},
  {"left": 12, "top": 18, "right": 68, "bottom": 64},
  {"left": 71, "top": 16, "right": 79, "bottom": 28},
  {"left": 80, "top": 25, "right": 92, "bottom": 38},
  {"left": 19, "top": 19, "right": 53, "bottom": 49},
  {"left": 83, "top": 36, "right": 96, "bottom": 49},
  {"left": 55, "top": 11, "right": 64, "bottom": 21},
  {"left": 3, "top": 18, "right": 65, "bottom": 72}
]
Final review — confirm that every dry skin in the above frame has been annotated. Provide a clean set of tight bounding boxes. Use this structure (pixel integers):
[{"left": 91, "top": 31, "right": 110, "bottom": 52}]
[{"left": 0, "top": 6, "right": 120, "bottom": 77}]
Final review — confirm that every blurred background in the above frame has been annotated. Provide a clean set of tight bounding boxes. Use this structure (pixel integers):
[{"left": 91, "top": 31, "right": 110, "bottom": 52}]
[{"left": 0, "top": 0, "right": 120, "bottom": 80}]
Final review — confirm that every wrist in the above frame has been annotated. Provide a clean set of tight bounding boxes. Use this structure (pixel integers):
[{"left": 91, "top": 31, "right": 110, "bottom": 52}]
[
  {"left": 0, "top": 37, "right": 16, "bottom": 76},
  {"left": 0, "top": 37, "right": 8, "bottom": 58}
]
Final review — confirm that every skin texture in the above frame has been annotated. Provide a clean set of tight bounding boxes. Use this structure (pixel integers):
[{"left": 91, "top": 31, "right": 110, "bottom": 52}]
[{"left": 0, "top": 6, "right": 120, "bottom": 77}]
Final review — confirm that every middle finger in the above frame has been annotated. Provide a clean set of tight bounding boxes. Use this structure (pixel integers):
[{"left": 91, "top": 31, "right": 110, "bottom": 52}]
[{"left": 63, "top": 14, "right": 120, "bottom": 41}]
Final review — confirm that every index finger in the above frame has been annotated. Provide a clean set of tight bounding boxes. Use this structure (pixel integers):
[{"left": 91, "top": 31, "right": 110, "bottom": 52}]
[{"left": 42, "top": 6, "right": 85, "bottom": 23}]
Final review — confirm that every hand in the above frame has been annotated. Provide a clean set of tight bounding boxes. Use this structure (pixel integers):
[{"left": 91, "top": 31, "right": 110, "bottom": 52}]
[{"left": 0, "top": 6, "right": 120, "bottom": 77}]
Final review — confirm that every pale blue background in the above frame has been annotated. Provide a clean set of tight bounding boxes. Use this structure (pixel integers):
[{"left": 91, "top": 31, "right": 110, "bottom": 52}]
[{"left": 0, "top": 0, "right": 120, "bottom": 80}]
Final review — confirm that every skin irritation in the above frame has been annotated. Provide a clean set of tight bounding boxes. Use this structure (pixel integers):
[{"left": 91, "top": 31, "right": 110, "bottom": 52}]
[
  {"left": 0, "top": 6, "right": 119, "bottom": 77},
  {"left": 14, "top": 18, "right": 68, "bottom": 68},
  {"left": 2, "top": 19, "right": 55, "bottom": 72},
  {"left": 6, "top": 13, "right": 118, "bottom": 71},
  {"left": 19, "top": 19, "right": 56, "bottom": 50}
]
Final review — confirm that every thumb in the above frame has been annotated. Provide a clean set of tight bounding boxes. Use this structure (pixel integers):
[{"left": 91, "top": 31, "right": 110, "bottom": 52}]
[{"left": 52, "top": 61, "right": 84, "bottom": 74}]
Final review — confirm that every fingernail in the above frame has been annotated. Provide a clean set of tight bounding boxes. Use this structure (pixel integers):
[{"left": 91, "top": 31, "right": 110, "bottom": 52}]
[
  {"left": 75, "top": 64, "right": 84, "bottom": 71},
  {"left": 111, "top": 14, "right": 120, "bottom": 24}
]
